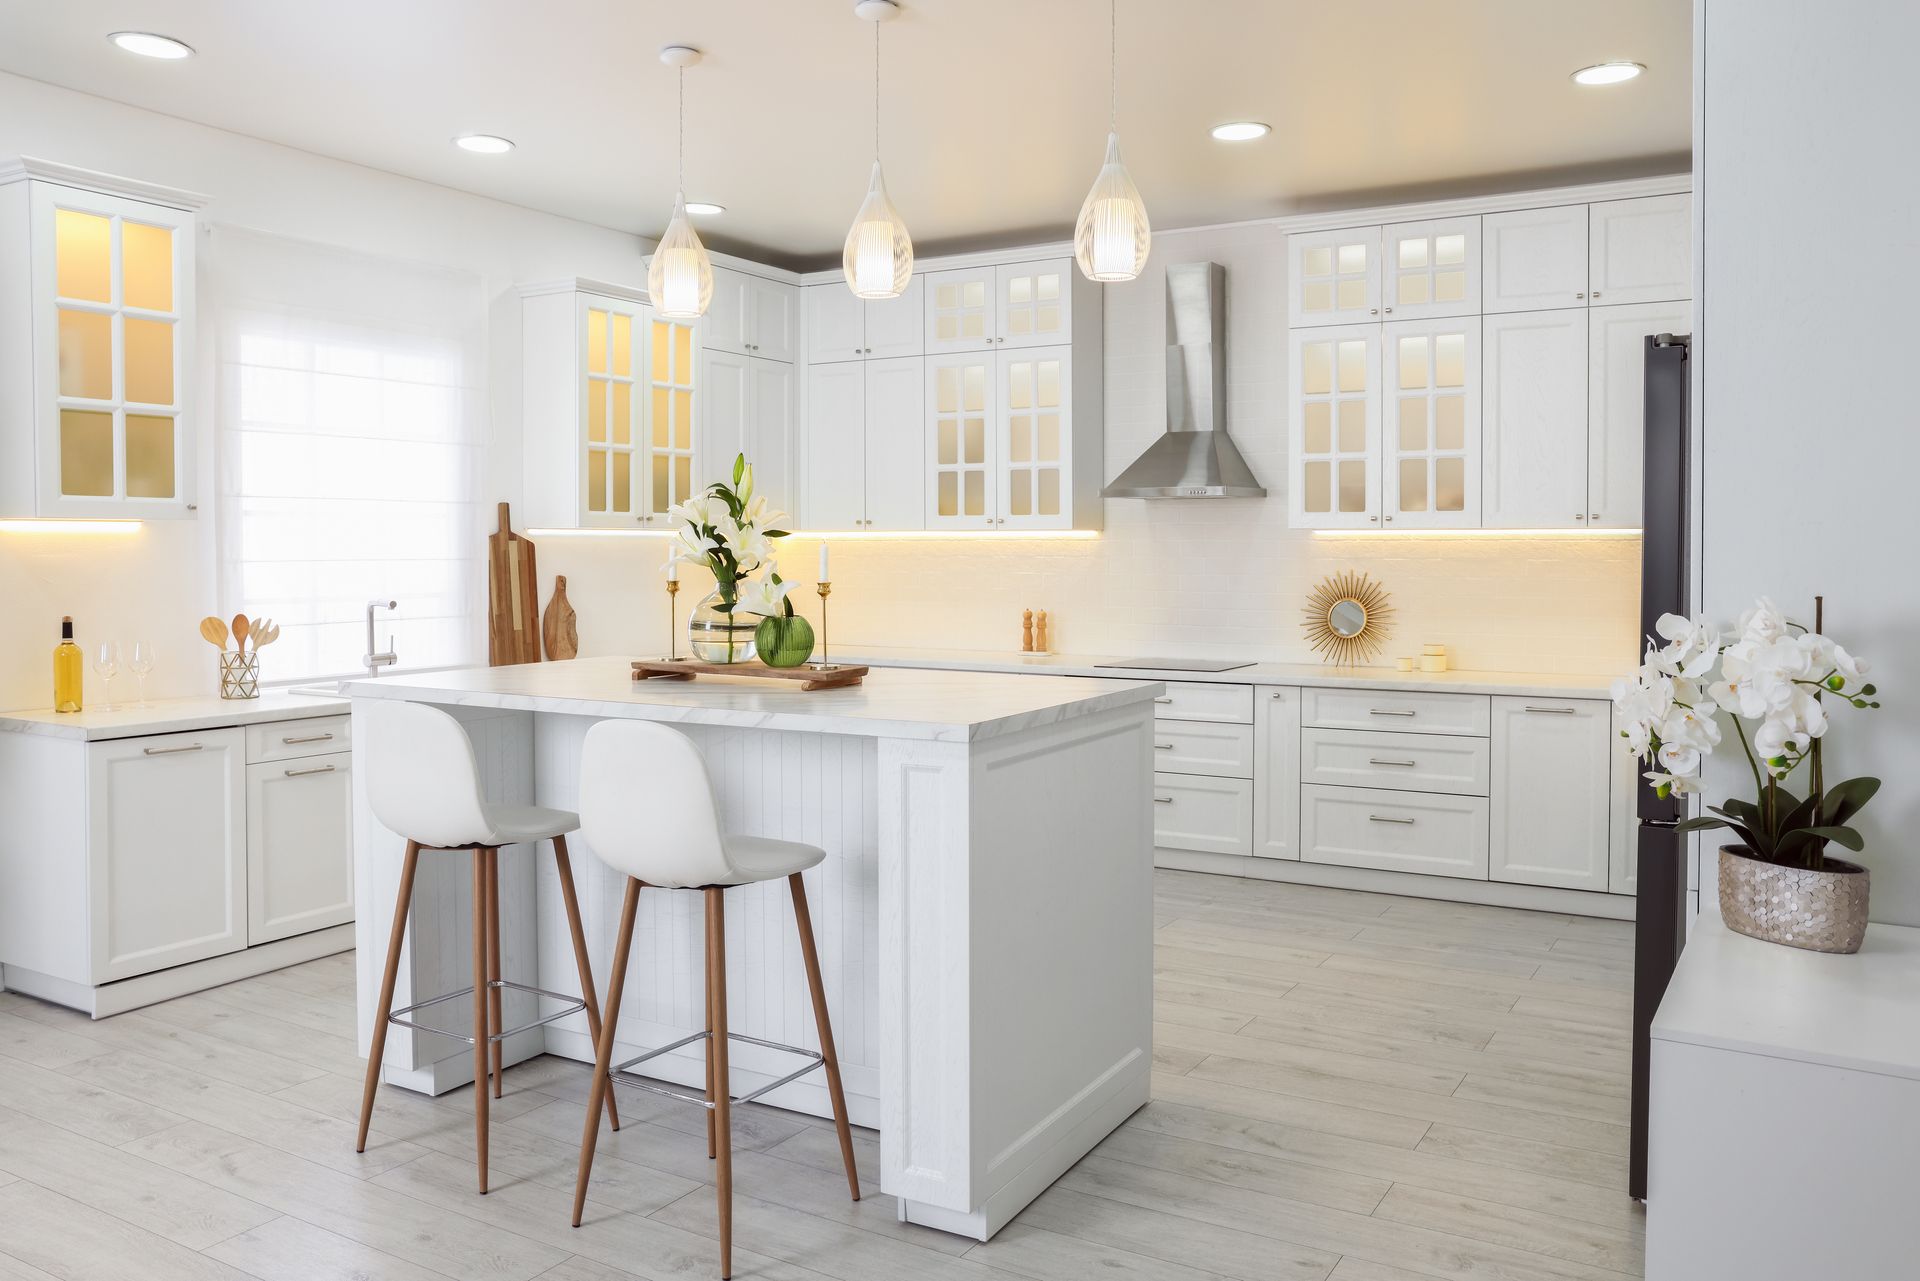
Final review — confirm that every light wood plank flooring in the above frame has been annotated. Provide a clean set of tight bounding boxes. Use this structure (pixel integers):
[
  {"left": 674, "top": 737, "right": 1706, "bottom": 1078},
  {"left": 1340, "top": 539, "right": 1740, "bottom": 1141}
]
[{"left": 0, "top": 869, "right": 1641, "bottom": 1280}]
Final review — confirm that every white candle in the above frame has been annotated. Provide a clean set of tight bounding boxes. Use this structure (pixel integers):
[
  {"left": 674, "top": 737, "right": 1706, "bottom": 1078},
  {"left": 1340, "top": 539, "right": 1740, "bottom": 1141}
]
[
  {"left": 818, "top": 541, "right": 829, "bottom": 583},
  {"left": 664, "top": 543, "right": 678, "bottom": 582}
]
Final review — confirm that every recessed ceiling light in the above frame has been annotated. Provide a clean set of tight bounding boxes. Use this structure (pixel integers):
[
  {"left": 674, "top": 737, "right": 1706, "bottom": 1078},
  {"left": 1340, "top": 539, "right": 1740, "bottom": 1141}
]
[
  {"left": 1572, "top": 61, "right": 1645, "bottom": 86},
  {"left": 1210, "top": 121, "right": 1271, "bottom": 142},
  {"left": 109, "top": 31, "right": 194, "bottom": 59},
  {"left": 684, "top": 201, "right": 725, "bottom": 216},
  {"left": 453, "top": 134, "right": 515, "bottom": 154}
]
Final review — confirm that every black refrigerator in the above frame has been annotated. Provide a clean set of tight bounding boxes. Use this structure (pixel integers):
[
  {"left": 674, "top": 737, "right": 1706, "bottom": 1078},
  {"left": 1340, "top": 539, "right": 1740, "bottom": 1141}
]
[{"left": 1628, "top": 332, "right": 1692, "bottom": 1201}]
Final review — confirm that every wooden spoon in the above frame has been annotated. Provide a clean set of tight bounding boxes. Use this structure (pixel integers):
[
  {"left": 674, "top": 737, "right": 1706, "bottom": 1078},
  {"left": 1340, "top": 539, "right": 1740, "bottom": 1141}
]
[
  {"left": 231, "top": 614, "right": 250, "bottom": 654},
  {"left": 200, "top": 616, "right": 229, "bottom": 651},
  {"left": 253, "top": 620, "right": 280, "bottom": 649}
]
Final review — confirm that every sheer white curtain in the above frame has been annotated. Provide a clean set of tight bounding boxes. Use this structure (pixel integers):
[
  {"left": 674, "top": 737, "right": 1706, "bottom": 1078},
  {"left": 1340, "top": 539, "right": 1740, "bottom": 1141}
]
[{"left": 208, "top": 227, "right": 485, "bottom": 683}]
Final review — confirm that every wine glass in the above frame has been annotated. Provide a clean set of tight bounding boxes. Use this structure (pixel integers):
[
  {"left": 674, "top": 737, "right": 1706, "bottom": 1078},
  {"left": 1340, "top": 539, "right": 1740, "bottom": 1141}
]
[
  {"left": 129, "top": 640, "right": 155, "bottom": 708},
  {"left": 93, "top": 641, "right": 121, "bottom": 712}
]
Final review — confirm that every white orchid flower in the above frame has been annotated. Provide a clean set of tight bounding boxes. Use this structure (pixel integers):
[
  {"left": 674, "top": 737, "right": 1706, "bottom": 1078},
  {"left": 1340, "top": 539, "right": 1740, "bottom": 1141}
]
[
  {"left": 1650, "top": 613, "right": 1721, "bottom": 679},
  {"left": 1736, "top": 596, "right": 1792, "bottom": 646}
]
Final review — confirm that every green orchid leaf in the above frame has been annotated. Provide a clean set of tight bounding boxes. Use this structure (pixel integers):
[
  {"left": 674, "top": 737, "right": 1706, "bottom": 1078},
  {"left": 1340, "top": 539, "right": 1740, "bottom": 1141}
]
[
  {"left": 1820, "top": 777, "right": 1881, "bottom": 826},
  {"left": 1676, "top": 816, "right": 1731, "bottom": 833},
  {"left": 1801, "top": 824, "right": 1865, "bottom": 852}
]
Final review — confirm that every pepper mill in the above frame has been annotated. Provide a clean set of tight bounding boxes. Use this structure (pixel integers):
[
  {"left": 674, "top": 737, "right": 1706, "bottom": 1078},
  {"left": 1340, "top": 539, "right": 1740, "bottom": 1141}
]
[
  {"left": 1021, "top": 609, "right": 1034, "bottom": 653},
  {"left": 1036, "top": 610, "right": 1050, "bottom": 653}
]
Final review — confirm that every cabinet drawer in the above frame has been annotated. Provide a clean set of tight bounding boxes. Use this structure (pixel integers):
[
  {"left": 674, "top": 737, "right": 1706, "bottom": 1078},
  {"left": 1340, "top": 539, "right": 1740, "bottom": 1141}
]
[
  {"left": 1152, "top": 773, "right": 1252, "bottom": 857},
  {"left": 1152, "top": 682, "right": 1253, "bottom": 724},
  {"left": 1300, "top": 687, "right": 1490, "bottom": 736},
  {"left": 1301, "top": 784, "right": 1489, "bottom": 879},
  {"left": 1151, "top": 721, "right": 1254, "bottom": 779},
  {"left": 1300, "top": 728, "right": 1490, "bottom": 796},
  {"left": 246, "top": 716, "right": 350, "bottom": 764}
]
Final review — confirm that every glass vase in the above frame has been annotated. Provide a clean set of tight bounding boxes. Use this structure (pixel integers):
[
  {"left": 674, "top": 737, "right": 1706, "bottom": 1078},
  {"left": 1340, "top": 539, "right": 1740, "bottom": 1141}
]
[{"left": 687, "top": 590, "right": 763, "bottom": 664}]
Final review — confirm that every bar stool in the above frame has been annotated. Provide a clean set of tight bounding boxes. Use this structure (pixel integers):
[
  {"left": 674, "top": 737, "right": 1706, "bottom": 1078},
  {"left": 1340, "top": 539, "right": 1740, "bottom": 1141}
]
[
  {"left": 356, "top": 699, "right": 620, "bottom": 1192},
  {"left": 569, "top": 720, "right": 858, "bottom": 1279}
]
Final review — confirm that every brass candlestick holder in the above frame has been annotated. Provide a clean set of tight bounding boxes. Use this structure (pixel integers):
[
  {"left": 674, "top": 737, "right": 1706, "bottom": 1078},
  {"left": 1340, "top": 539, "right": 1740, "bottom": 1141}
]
[
  {"left": 811, "top": 580, "right": 834, "bottom": 669},
  {"left": 665, "top": 578, "right": 681, "bottom": 660}
]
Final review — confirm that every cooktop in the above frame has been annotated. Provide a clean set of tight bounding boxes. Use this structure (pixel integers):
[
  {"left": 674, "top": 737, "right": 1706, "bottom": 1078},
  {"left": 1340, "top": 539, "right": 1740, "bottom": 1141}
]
[{"left": 1092, "top": 658, "right": 1256, "bottom": 672}]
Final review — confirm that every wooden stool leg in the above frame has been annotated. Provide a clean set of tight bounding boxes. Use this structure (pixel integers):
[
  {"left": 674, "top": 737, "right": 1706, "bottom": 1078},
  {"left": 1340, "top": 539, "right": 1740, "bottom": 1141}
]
[
  {"left": 471, "top": 849, "right": 492, "bottom": 1193},
  {"left": 484, "top": 848, "right": 504, "bottom": 1099},
  {"left": 572, "top": 877, "right": 641, "bottom": 1227},
  {"left": 356, "top": 840, "right": 421, "bottom": 1154},
  {"left": 551, "top": 835, "right": 620, "bottom": 1132},
  {"left": 705, "top": 950, "right": 717, "bottom": 1160},
  {"left": 790, "top": 872, "right": 861, "bottom": 1201},
  {"left": 707, "top": 887, "right": 733, "bottom": 1280}
]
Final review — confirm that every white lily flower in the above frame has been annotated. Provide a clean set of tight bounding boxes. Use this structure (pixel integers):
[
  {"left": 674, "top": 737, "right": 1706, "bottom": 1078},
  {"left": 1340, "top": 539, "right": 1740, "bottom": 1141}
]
[{"left": 732, "top": 572, "right": 794, "bottom": 619}]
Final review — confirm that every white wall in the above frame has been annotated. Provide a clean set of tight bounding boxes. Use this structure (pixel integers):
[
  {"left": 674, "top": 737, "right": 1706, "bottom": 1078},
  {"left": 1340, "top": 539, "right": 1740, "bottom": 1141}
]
[
  {"left": 0, "top": 71, "right": 651, "bottom": 709},
  {"left": 1697, "top": 0, "right": 1920, "bottom": 925}
]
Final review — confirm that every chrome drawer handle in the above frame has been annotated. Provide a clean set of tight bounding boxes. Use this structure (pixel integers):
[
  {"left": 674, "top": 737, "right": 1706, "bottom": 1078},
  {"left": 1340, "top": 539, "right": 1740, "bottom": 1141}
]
[
  {"left": 1154, "top": 796, "right": 1175, "bottom": 804},
  {"left": 1368, "top": 708, "right": 1416, "bottom": 717},
  {"left": 1368, "top": 814, "right": 1415, "bottom": 825},
  {"left": 1368, "top": 758, "right": 1417, "bottom": 767},
  {"left": 1524, "top": 705, "right": 1577, "bottom": 714},
  {"left": 284, "top": 764, "right": 337, "bottom": 778},
  {"left": 281, "top": 732, "right": 335, "bottom": 744},
  {"left": 1154, "top": 743, "right": 1175, "bottom": 750},
  {"left": 143, "top": 743, "right": 203, "bottom": 755},
  {"left": 1153, "top": 697, "right": 1174, "bottom": 704}
]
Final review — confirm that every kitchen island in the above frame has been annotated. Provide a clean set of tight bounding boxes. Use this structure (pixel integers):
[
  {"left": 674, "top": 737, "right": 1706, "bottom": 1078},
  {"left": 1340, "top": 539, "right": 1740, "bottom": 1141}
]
[{"left": 347, "top": 656, "right": 1158, "bottom": 1240}]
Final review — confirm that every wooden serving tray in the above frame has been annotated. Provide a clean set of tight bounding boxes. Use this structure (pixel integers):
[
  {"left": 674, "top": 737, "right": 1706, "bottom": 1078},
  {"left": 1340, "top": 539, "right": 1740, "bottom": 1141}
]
[{"left": 631, "top": 659, "right": 868, "bottom": 691}]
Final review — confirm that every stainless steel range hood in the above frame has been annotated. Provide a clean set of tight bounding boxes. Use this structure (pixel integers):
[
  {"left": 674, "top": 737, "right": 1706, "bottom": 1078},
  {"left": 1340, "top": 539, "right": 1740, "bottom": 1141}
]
[{"left": 1102, "top": 261, "right": 1266, "bottom": 499}]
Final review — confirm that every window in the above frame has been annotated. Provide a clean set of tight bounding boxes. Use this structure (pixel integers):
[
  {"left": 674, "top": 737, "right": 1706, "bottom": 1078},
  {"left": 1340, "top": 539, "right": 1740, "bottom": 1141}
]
[{"left": 209, "top": 228, "right": 485, "bottom": 683}]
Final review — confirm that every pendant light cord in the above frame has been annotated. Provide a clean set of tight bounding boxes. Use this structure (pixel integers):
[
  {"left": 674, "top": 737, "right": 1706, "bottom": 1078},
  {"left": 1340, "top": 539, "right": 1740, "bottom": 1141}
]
[
  {"left": 873, "top": 19, "right": 881, "bottom": 162},
  {"left": 678, "top": 65, "right": 686, "bottom": 191},
  {"left": 1109, "top": 0, "right": 1117, "bottom": 131}
]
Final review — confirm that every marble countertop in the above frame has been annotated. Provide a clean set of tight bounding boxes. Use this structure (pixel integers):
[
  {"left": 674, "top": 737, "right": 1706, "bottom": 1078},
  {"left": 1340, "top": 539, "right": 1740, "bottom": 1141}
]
[
  {"left": 343, "top": 655, "right": 1163, "bottom": 742},
  {"left": 839, "top": 644, "right": 1625, "bottom": 699},
  {"left": 0, "top": 690, "right": 350, "bottom": 741}
]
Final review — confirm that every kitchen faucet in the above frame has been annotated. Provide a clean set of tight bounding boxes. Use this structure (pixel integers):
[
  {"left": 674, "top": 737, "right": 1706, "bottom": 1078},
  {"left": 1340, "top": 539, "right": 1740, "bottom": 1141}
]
[{"left": 363, "top": 600, "right": 398, "bottom": 675}]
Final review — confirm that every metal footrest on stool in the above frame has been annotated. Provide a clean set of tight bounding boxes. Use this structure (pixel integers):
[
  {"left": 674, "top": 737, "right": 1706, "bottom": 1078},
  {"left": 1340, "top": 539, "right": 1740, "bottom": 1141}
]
[
  {"left": 612, "top": 1032, "right": 825, "bottom": 1109},
  {"left": 389, "top": 980, "right": 587, "bottom": 1044}
]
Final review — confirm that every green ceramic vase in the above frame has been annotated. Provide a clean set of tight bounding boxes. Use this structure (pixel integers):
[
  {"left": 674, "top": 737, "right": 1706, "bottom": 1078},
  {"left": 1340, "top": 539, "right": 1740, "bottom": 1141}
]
[{"left": 755, "top": 613, "right": 816, "bottom": 668}]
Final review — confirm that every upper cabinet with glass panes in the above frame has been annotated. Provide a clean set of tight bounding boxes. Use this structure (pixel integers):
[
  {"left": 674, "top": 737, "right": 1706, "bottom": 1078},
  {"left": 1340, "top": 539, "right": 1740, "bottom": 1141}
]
[
  {"left": 0, "top": 162, "right": 205, "bottom": 519},
  {"left": 1290, "top": 219, "right": 1481, "bottom": 328}
]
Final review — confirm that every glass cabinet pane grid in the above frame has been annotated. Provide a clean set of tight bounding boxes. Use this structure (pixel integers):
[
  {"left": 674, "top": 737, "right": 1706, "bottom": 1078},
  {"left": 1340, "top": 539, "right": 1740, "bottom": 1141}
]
[
  {"left": 1298, "top": 237, "right": 1372, "bottom": 319},
  {"left": 1389, "top": 326, "right": 1471, "bottom": 516},
  {"left": 1297, "top": 333, "right": 1372, "bottom": 516},
  {"left": 932, "top": 360, "right": 992, "bottom": 521},
  {"left": 643, "top": 317, "right": 697, "bottom": 515}
]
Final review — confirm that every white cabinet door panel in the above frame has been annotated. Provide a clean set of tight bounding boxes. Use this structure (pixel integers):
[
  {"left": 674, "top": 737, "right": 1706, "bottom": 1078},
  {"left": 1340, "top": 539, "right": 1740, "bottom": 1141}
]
[
  {"left": 925, "top": 267, "right": 997, "bottom": 354},
  {"left": 702, "top": 268, "right": 752, "bottom": 356},
  {"left": 698, "top": 347, "right": 751, "bottom": 496},
  {"left": 863, "top": 356, "right": 925, "bottom": 530},
  {"left": 807, "top": 284, "right": 866, "bottom": 363},
  {"left": 1588, "top": 300, "right": 1691, "bottom": 527},
  {"left": 1382, "top": 217, "right": 1481, "bottom": 320},
  {"left": 803, "top": 362, "right": 865, "bottom": 530},
  {"left": 1382, "top": 317, "right": 1480, "bottom": 528},
  {"left": 1589, "top": 195, "right": 1691, "bottom": 306},
  {"left": 1289, "top": 323, "right": 1381, "bottom": 528},
  {"left": 1482, "top": 308, "right": 1590, "bottom": 528},
  {"left": 996, "top": 345, "right": 1073, "bottom": 529},
  {"left": 1153, "top": 773, "right": 1253, "bottom": 857},
  {"left": 747, "top": 276, "right": 797, "bottom": 362},
  {"left": 1300, "top": 728, "right": 1491, "bottom": 797},
  {"left": 1290, "top": 226, "right": 1382, "bottom": 327},
  {"left": 1489, "top": 697, "right": 1612, "bottom": 891},
  {"left": 1302, "top": 784, "right": 1489, "bottom": 879},
  {"left": 864, "top": 274, "right": 924, "bottom": 359},
  {"left": 1150, "top": 720, "right": 1254, "bottom": 779},
  {"left": 1252, "top": 686, "right": 1302, "bottom": 861},
  {"left": 86, "top": 728, "right": 246, "bottom": 982},
  {"left": 925, "top": 352, "right": 996, "bottom": 529},
  {"left": 1483, "top": 205, "right": 1589, "bottom": 313},
  {"left": 748, "top": 358, "right": 796, "bottom": 516},
  {"left": 247, "top": 751, "right": 354, "bottom": 944}
]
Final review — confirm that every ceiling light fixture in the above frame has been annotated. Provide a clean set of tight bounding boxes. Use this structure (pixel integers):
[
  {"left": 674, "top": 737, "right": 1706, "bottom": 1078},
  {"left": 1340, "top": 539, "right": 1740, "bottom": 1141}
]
[
  {"left": 684, "top": 201, "right": 725, "bottom": 216},
  {"left": 1210, "top": 121, "right": 1271, "bottom": 142},
  {"left": 648, "top": 45, "right": 715, "bottom": 321},
  {"left": 453, "top": 133, "right": 515, "bottom": 154},
  {"left": 1075, "top": 0, "right": 1150, "bottom": 282},
  {"left": 108, "top": 31, "right": 194, "bottom": 59},
  {"left": 842, "top": 0, "right": 913, "bottom": 300},
  {"left": 1571, "top": 61, "right": 1645, "bottom": 86}
]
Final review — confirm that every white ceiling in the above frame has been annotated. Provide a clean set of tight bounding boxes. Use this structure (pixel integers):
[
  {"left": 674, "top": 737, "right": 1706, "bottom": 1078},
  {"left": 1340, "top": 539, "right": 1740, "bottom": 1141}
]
[{"left": 0, "top": 1, "right": 1692, "bottom": 268}]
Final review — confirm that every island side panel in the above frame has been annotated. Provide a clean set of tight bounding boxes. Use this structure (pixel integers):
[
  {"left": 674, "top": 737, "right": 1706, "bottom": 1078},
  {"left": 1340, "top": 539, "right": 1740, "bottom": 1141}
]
[{"left": 532, "top": 716, "right": 883, "bottom": 1126}]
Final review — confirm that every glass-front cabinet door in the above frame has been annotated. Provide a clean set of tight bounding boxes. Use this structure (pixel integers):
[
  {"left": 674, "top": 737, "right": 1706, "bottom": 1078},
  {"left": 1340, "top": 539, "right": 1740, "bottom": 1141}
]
[
  {"left": 1382, "top": 318, "right": 1480, "bottom": 528},
  {"left": 924, "top": 267, "right": 995, "bottom": 354},
  {"left": 996, "top": 346, "right": 1072, "bottom": 529},
  {"left": 30, "top": 183, "right": 195, "bottom": 518},
  {"left": 1288, "top": 324, "right": 1380, "bottom": 528},
  {"left": 578, "top": 296, "right": 642, "bottom": 527},
  {"left": 996, "top": 260, "right": 1072, "bottom": 350},
  {"left": 644, "top": 315, "right": 697, "bottom": 520},
  {"left": 925, "top": 352, "right": 996, "bottom": 528},
  {"left": 1382, "top": 217, "right": 1480, "bottom": 321},
  {"left": 1289, "top": 227, "right": 1381, "bottom": 328}
]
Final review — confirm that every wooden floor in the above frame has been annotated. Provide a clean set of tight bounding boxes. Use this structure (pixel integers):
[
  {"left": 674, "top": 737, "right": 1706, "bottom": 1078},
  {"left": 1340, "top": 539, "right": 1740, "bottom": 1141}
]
[{"left": 0, "top": 869, "right": 1641, "bottom": 1280}]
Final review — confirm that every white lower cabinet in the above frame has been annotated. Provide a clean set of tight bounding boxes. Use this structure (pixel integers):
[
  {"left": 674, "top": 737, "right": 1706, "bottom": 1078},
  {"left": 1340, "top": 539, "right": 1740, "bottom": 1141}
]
[
  {"left": 1302, "top": 784, "right": 1491, "bottom": 879},
  {"left": 1488, "top": 696, "right": 1612, "bottom": 891},
  {"left": 1300, "top": 727, "right": 1490, "bottom": 797},
  {"left": 246, "top": 750, "right": 354, "bottom": 944},
  {"left": 1153, "top": 773, "right": 1253, "bottom": 858},
  {"left": 86, "top": 728, "right": 247, "bottom": 982},
  {"left": 1252, "top": 686, "right": 1302, "bottom": 860},
  {"left": 1152, "top": 720, "right": 1253, "bottom": 779}
]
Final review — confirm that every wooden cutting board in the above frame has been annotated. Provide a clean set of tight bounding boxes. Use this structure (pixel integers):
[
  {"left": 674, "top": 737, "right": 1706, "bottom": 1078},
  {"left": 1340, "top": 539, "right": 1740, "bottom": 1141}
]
[
  {"left": 487, "top": 502, "right": 541, "bottom": 665},
  {"left": 542, "top": 575, "right": 579, "bottom": 660}
]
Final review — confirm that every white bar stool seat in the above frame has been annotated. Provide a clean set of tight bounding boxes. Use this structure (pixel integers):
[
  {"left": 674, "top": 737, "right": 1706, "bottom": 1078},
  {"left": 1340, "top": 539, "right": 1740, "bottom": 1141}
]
[
  {"left": 355, "top": 699, "right": 620, "bottom": 1193},
  {"left": 569, "top": 720, "right": 858, "bottom": 1280}
]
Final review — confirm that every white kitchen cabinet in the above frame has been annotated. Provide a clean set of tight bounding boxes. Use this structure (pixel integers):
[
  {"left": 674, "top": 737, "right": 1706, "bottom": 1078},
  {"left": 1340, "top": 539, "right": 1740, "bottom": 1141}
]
[
  {"left": 803, "top": 356, "right": 923, "bottom": 530},
  {"left": 1481, "top": 307, "right": 1590, "bottom": 527},
  {"left": 699, "top": 348, "right": 796, "bottom": 515},
  {"left": 1153, "top": 773, "right": 1253, "bottom": 858},
  {"left": 1151, "top": 720, "right": 1255, "bottom": 779},
  {"left": 864, "top": 276, "right": 926, "bottom": 359},
  {"left": 1382, "top": 217, "right": 1480, "bottom": 320},
  {"left": 996, "top": 260, "right": 1073, "bottom": 349},
  {"left": 926, "top": 259, "right": 1085, "bottom": 353},
  {"left": 995, "top": 346, "right": 1079, "bottom": 529},
  {"left": 864, "top": 357, "right": 926, "bottom": 529},
  {"left": 246, "top": 750, "right": 354, "bottom": 945},
  {"left": 1290, "top": 226, "right": 1382, "bottom": 327},
  {"left": 925, "top": 351, "right": 997, "bottom": 528},
  {"left": 704, "top": 268, "right": 797, "bottom": 364},
  {"left": 86, "top": 728, "right": 247, "bottom": 982},
  {"left": 1588, "top": 299, "right": 1691, "bottom": 527},
  {"left": 1482, "top": 205, "right": 1590, "bottom": 313},
  {"left": 1289, "top": 323, "right": 1381, "bottom": 528},
  {"left": 1588, "top": 195, "right": 1691, "bottom": 306},
  {"left": 1299, "top": 728, "right": 1491, "bottom": 797},
  {"left": 1382, "top": 316, "right": 1480, "bottom": 527},
  {"left": 1488, "top": 697, "right": 1612, "bottom": 891},
  {"left": 1252, "top": 686, "right": 1302, "bottom": 860},
  {"left": 806, "top": 275, "right": 922, "bottom": 363},
  {"left": 703, "top": 268, "right": 752, "bottom": 355},
  {"left": 1302, "top": 784, "right": 1490, "bottom": 880},
  {"left": 1155, "top": 681, "right": 1254, "bottom": 724},
  {"left": 0, "top": 165, "right": 203, "bottom": 520},
  {"left": 925, "top": 345, "right": 1096, "bottom": 531},
  {"left": 924, "top": 266, "right": 996, "bottom": 353}
]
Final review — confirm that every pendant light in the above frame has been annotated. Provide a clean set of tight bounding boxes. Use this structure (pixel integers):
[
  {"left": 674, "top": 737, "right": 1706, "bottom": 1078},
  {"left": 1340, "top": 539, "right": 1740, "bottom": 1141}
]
[
  {"left": 842, "top": 0, "right": 912, "bottom": 300},
  {"left": 647, "top": 45, "right": 714, "bottom": 321},
  {"left": 1074, "top": 0, "right": 1150, "bottom": 282}
]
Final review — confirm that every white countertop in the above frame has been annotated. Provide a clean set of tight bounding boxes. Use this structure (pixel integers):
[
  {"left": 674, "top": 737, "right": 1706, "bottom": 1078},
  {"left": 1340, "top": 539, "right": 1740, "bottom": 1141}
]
[
  {"left": 0, "top": 690, "right": 350, "bottom": 741},
  {"left": 840, "top": 644, "right": 1623, "bottom": 699},
  {"left": 343, "top": 655, "right": 1161, "bottom": 742},
  {"left": 1652, "top": 910, "right": 1920, "bottom": 1081}
]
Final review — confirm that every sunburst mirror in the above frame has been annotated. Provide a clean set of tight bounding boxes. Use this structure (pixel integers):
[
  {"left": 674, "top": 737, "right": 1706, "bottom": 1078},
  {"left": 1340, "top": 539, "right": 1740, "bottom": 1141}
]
[{"left": 1303, "top": 570, "right": 1394, "bottom": 667}]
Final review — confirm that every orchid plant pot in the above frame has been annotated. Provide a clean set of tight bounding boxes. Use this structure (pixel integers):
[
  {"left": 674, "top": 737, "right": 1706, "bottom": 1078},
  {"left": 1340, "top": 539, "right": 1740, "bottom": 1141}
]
[
  {"left": 687, "top": 592, "right": 763, "bottom": 665},
  {"left": 1719, "top": 844, "right": 1870, "bottom": 954}
]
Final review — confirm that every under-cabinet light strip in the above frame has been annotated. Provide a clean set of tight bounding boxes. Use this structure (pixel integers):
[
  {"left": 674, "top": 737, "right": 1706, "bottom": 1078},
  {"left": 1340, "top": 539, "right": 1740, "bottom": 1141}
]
[
  {"left": 1312, "top": 528, "right": 1641, "bottom": 539},
  {"left": 0, "top": 519, "right": 143, "bottom": 535},
  {"left": 527, "top": 528, "right": 1101, "bottom": 540}
]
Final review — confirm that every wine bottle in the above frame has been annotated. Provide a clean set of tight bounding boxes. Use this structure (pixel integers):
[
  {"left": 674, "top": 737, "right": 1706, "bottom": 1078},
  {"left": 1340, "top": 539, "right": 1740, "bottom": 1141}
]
[{"left": 53, "top": 616, "right": 83, "bottom": 713}]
